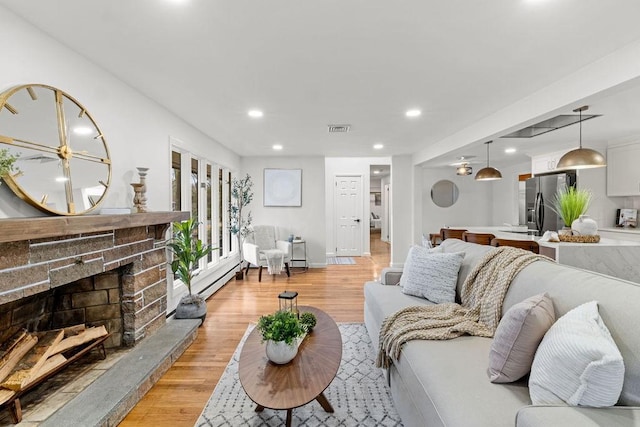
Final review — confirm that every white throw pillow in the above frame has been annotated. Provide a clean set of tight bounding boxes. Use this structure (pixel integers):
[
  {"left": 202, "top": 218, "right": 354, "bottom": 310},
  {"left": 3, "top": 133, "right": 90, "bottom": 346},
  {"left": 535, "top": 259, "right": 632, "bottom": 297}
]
[
  {"left": 529, "top": 301, "right": 624, "bottom": 407},
  {"left": 400, "top": 245, "right": 464, "bottom": 304}
]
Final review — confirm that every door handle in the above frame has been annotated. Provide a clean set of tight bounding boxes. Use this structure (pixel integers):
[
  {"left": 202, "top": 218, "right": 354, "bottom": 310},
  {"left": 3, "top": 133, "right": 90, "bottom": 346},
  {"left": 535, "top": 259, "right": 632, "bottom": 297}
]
[{"left": 354, "top": 218, "right": 361, "bottom": 222}]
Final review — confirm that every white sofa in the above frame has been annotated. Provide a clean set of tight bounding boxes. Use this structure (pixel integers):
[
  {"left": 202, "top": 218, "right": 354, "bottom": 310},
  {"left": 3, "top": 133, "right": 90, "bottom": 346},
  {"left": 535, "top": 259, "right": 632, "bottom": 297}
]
[{"left": 364, "top": 239, "right": 640, "bottom": 427}]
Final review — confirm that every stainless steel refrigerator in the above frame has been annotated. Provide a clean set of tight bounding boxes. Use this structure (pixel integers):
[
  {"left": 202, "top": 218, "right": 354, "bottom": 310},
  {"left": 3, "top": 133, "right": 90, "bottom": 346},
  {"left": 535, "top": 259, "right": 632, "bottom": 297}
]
[{"left": 526, "top": 171, "right": 577, "bottom": 235}]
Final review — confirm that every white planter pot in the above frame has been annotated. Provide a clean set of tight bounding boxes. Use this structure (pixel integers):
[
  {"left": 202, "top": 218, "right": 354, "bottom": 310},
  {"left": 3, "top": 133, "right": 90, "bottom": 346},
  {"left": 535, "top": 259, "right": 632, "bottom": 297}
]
[
  {"left": 571, "top": 215, "right": 598, "bottom": 236},
  {"left": 265, "top": 339, "right": 300, "bottom": 364}
]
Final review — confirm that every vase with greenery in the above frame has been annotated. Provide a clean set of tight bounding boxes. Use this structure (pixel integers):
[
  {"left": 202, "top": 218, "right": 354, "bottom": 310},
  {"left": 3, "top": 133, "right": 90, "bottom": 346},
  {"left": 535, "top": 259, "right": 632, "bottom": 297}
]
[
  {"left": 167, "top": 218, "right": 214, "bottom": 321},
  {"left": 229, "top": 173, "right": 253, "bottom": 279},
  {"left": 257, "top": 310, "right": 317, "bottom": 364},
  {"left": 257, "top": 310, "right": 312, "bottom": 364},
  {"left": 550, "top": 186, "right": 592, "bottom": 228},
  {"left": 0, "top": 148, "right": 19, "bottom": 183}
]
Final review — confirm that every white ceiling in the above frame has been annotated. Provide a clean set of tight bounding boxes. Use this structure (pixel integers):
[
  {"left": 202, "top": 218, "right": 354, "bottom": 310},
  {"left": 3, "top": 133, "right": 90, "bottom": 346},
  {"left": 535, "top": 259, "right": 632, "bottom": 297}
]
[{"left": 3, "top": 0, "right": 640, "bottom": 167}]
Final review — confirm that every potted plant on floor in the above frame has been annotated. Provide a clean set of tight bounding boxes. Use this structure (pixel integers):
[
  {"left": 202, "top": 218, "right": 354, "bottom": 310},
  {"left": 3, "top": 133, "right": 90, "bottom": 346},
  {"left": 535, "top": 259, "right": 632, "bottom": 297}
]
[
  {"left": 229, "top": 174, "right": 253, "bottom": 280},
  {"left": 550, "top": 186, "right": 594, "bottom": 235},
  {"left": 257, "top": 310, "right": 306, "bottom": 364},
  {"left": 168, "top": 218, "right": 214, "bottom": 322}
]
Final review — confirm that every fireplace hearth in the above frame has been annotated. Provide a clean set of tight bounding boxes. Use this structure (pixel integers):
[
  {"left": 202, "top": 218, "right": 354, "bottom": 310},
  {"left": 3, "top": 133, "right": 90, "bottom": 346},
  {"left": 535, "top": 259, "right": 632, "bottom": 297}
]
[{"left": 0, "top": 212, "right": 193, "bottom": 424}]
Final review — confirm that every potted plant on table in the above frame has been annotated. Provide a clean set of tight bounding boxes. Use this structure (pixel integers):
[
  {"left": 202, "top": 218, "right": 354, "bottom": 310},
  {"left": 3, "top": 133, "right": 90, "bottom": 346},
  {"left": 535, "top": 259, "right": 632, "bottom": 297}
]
[
  {"left": 167, "top": 218, "right": 214, "bottom": 322},
  {"left": 257, "top": 310, "right": 316, "bottom": 364},
  {"left": 550, "top": 186, "right": 594, "bottom": 235},
  {"left": 229, "top": 174, "right": 253, "bottom": 280}
]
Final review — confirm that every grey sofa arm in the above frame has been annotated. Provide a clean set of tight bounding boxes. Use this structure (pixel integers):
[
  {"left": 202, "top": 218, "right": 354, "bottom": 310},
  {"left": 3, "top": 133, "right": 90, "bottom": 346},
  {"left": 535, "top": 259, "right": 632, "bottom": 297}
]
[
  {"left": 380, "top": 267, "right": 403, "bottom": 285},
  {"left": 516, "top": 405, "right": 640, "bottom": 427}
]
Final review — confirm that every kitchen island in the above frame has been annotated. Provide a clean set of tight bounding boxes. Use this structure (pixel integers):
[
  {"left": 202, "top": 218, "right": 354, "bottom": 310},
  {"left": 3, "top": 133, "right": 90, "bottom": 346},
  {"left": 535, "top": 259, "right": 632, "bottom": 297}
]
[{"left": 450, "top": 226, "right": 640, "bottom": 284}]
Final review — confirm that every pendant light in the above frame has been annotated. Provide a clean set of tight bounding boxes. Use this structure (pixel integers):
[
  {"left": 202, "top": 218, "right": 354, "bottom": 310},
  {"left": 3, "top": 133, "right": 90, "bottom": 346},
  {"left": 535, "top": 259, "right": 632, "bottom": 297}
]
[
  {"left": 456, "top": 163, "right": 472, "bottom": 176},
  {"left": 475, "top": 141, "right": 502, "bottom": 181},
  {"left": 556, "top": 106, "right": 606, "bottom": 170}
]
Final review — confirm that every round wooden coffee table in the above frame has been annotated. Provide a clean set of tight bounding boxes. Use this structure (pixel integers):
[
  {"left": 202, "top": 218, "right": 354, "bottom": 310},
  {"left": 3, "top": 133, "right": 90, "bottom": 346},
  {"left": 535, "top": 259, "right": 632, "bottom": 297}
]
[{"left": 239, "top": 306, "right": 342, "bottom": 427}]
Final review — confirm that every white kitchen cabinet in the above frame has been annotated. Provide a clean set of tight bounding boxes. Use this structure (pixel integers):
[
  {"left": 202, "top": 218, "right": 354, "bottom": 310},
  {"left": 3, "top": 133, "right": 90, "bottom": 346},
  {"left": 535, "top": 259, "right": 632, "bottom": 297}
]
[
  {"left": 531, "top": 149, "right": 569, "bottom": 175},
  {"left": 607, "top": 143, "right": 640, "bottom": 196}
]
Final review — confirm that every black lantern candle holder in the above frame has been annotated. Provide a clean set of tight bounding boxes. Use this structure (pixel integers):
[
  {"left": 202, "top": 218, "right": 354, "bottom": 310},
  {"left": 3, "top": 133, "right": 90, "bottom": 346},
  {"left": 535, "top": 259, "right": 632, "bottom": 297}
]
[{"left": 278, "top": 290, "right": 298, "bottom": 316}]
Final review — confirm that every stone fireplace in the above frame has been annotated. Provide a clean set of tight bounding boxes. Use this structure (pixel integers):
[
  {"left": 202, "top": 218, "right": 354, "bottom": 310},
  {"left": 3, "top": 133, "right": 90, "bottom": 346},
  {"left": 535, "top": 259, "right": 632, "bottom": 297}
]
[{"left": 0, "top": 212, "right": 188, "bottom": 347}]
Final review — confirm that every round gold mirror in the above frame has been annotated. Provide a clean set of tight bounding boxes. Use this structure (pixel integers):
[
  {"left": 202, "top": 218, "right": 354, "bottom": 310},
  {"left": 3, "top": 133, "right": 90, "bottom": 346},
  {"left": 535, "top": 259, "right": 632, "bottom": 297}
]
[
  {"left": 0, "top": 84, "right": 111, "bottom": 215},
  {"left": 430, "top": 179, "right": 459, "bottom": 208}
]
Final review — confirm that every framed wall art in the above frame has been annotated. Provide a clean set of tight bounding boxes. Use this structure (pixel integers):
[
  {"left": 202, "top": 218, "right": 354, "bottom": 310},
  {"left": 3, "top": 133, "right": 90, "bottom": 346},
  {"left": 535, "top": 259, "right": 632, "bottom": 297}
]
[{"left": 263, "top": 168, "right": 302, "bottom": 207}]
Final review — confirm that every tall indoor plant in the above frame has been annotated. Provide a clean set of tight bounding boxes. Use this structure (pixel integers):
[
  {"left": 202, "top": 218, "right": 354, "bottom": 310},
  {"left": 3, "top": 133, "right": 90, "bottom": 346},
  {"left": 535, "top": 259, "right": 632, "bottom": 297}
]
[
  {"left": 168, "top": 218, "right": 213, "bottom": 321},
  {"left": 550, "top": 186, "right": 592, "bottom": 230},
  {"left": 229, "top": 173, "right": 253, "bottom": 279}
]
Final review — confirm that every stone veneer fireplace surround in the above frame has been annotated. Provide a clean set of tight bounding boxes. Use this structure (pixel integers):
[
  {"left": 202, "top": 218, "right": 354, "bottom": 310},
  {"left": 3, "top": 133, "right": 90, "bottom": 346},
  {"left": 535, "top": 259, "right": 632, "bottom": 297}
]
[{"left": 0, "top": 212, "right": 188, "bottom": 347}]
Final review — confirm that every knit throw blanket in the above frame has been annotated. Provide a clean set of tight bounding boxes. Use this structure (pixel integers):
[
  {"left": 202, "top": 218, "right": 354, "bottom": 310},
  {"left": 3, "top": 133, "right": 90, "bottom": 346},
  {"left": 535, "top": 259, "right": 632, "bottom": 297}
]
[
  {"left": 262, "top": 249, "right": 284, "bottom": 274},
  {"left": 376, "top": 247, "right": 550, "bottom": 369}
]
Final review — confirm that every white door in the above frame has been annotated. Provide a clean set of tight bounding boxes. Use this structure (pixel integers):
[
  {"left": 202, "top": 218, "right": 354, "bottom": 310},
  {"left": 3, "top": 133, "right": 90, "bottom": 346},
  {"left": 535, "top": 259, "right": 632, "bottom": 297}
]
[{"left": 335, "top": 175, "right": 363, "bottom": 256}]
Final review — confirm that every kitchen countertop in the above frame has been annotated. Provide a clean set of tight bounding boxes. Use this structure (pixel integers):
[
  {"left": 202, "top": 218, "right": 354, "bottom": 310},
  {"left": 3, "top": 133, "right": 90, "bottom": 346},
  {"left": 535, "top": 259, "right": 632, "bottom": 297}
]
[
  {"left": 599, "top": 227, "right": 640, "bottom": 234},
  {"left": 450, "top": 225, "right": 640, "bottom": 283},
  {"left": 458, "top": 226, "right": 640, "bottom": 248}
]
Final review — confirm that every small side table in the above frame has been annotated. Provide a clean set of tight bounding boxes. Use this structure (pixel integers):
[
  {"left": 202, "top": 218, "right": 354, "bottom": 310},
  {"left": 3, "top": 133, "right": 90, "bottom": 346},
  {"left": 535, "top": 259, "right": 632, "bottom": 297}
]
[{"left": 290, "top": 240, "right": 308, "bottom": 270}]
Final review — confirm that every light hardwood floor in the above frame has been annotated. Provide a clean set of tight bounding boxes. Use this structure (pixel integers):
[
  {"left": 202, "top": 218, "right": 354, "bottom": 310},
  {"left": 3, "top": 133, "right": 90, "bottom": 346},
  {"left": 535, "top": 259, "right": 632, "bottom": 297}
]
[{"left": 120, "top": 231, "right": 390, "bottom": 426}]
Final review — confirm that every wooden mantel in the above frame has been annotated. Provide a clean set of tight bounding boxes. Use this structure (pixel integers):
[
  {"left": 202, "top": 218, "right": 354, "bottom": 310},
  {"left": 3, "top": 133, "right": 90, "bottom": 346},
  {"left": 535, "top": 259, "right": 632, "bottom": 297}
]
[{"left": 0, "top": 212, "right": 190, "bottom": 243}]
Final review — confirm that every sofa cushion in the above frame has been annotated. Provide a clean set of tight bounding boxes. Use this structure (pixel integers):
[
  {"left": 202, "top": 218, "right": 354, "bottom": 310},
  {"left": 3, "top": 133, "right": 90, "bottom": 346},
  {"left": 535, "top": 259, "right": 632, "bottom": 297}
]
[
  {"left": 394, "top": 335, "right": 532, "bottom": 426},
  {"left": 399, "top": 246, "right": 464, "bottom": 303},
  {"left": 529, "top": 301, "right": 624, "bottom": 407},
  {"left": 488, "top": 293, "right": 555, "bottom": 383}
]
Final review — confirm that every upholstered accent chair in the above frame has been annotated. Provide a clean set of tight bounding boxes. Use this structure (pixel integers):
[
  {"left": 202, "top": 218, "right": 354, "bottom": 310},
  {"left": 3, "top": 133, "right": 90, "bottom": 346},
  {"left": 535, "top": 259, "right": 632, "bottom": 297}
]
[{"left": 242, "top": 225, "right": 292, "bottom": 281}]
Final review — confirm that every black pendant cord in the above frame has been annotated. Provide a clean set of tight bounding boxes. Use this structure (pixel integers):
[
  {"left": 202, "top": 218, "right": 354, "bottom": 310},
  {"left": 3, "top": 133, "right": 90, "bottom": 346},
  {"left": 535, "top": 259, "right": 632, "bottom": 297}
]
[{"left": 579, "top": 109, "right": 583, "bottom": 149}]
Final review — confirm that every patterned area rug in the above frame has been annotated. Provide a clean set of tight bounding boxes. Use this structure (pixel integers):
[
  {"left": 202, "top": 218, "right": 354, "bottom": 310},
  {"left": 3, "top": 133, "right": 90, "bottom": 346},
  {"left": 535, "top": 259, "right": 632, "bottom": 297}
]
[
  {"left": 195, "top": 323, "right": 403, "bottom": 426},
  {"left": 326, "top": 257, "right": 356, "bottom": 265}
]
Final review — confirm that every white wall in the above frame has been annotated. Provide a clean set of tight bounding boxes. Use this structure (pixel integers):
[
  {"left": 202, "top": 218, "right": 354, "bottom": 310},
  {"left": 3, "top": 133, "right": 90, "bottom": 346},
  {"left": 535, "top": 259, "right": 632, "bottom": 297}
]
[
  {"left": 421, "top": 167, "right": 493, "bottom": 235},
  {"left": 242, "top": 156, "right": 325, "bottom": 267},
  {"left": 491, "top": 160, "right": 531, "bottom": 226},
  {"left": 0, "top": 8, "right": 239, "bottom": 218},
  {"left": 0, "top": 8, "right": 240, "bottom": 312},
  {"left": 390, "top": 156, "right": 413, "bottom": 268}
]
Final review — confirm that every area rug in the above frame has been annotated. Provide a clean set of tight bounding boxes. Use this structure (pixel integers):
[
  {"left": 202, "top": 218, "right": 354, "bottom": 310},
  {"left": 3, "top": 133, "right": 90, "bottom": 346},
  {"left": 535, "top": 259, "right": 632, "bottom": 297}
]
[
  {"left": 326, "top": 257, "right": 356, "bottom": 265},
  {"left": 195, "top": 323, "right": 403, "bottom": 426}
]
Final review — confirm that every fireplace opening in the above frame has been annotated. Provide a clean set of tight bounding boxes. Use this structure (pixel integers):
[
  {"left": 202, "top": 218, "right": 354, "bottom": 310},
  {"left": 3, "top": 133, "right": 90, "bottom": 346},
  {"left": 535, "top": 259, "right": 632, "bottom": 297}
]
[{"left": 0, "top": 269, "right": 124, "bottom": 349}]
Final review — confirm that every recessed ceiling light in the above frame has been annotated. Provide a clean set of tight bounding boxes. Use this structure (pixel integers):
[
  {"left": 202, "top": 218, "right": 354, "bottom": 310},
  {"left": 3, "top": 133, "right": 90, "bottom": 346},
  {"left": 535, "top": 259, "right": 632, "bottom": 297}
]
[
  {"left": 272, "top": 144, "right": 283, "bottom": 150},
  {"left": 373, "top": 170, "right": 380, "bottom": 174},
  {"left": 505, "top": 148, "right": 517, "bottom": 154},
  {"left": 55, "top": 176, "right": 68, "bottom": 182},
  {"left": 248, "top": 110, "right": 263, "bottom": 118},
  {"left": 405, "top": 109, "right": 421, "bottom": 118},
  {"left": 373, "top": 143, "right": 384, "bottom": 150}
]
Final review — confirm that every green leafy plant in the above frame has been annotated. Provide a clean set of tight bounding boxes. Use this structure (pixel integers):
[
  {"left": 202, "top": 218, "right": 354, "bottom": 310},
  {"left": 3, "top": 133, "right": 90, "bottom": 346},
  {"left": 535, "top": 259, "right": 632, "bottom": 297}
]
[
  {"left": 257, "top": 310, "right": 305, "bottom": 345},
  {"left": 299, "top": 312, "right": 317, "bottom": 333},
  {"left": 167, "top": 218, "right": 214, "bottom": 299},
  {"left": 229, "top": 174, "right": 253, "bottom": 273},
  {"left": 550, "top": 186, "right": 592, "bottom": 227},
  {"left": 0, "top": 148, "right": 19, "bottom": 178}
]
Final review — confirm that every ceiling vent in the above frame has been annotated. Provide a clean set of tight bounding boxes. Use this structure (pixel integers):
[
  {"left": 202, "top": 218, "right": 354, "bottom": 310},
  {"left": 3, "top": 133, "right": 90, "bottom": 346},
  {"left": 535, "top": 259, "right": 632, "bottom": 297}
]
[
  {"left": 501, "top": 114, "right": 600, "bottom": 138},
  {"left": 327, "top": 124, "right": 351, "bottom": 133}
]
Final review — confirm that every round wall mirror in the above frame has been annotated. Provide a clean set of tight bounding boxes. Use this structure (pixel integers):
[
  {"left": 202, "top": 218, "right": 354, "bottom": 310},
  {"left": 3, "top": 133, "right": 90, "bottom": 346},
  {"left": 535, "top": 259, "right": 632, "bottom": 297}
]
[
  {"left": 0, "top": 84, "right": 111, "bottom": 215},
  {"left": 431, "top": 180, "right": 459, "bottom": 208}
]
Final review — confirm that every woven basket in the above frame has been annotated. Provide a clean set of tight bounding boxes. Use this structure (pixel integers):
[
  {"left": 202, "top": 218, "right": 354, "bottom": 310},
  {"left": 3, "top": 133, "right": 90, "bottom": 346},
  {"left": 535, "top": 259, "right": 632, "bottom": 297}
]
[{"left": 558, "top": 234, "right": 600, "bottom": 243}]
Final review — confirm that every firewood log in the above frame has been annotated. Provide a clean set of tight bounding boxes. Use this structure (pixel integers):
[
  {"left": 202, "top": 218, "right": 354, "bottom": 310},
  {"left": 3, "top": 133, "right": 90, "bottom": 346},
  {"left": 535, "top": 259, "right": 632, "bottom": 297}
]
[
  {"left": 51, "top": 325, "right": 108, "bottom": 356},
  {"left": 0, "top": 331, "right": 38, "bottom": 384},
  {"left": 1, "top": 330, "right": 64, "bottom": 391}
]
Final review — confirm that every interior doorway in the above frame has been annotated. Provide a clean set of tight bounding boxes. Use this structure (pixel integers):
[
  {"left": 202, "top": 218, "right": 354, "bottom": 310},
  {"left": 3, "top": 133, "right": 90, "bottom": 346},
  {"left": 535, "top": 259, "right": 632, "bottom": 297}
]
[
  {"left": 334, "top": 175, "right": 363, "bottom": 256},
  {"left": 370, "top": 165, "right": 390, "bottom": 243}
]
